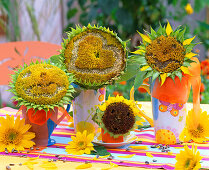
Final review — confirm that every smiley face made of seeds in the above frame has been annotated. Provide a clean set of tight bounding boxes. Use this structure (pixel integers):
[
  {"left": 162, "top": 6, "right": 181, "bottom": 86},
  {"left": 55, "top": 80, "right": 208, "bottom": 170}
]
[{"left": 15, "top": 63, "right": 69, "bottom": 105}]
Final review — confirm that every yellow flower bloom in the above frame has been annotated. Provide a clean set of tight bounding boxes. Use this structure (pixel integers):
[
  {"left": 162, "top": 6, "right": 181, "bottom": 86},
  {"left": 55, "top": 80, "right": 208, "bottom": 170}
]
[
  {"left": 180, "top": 109, "right": 209, "bottom": 143},
  {"left": 96, "top": 95, "right": 140, "bottom": 138},
  {"left": 65, "top": 130, "right": 94, "bottom": 155},
  {"left": 185, "top": 3, "right": 193, "bottom": 15},
  {"left": 0, "top": 115, "right": 35, "bottom": 152},
  {"left": 134, "top": 21, "right": 197, "bottom": 86},
  {"left": 175, "top": 145, "right": 202, "bottom": 170}
]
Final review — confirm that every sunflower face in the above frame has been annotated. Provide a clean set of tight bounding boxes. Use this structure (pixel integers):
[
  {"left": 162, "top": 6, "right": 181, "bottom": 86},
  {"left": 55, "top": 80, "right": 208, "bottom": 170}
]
[
  {"left": 95, "top": 95, "right": 139, "bottom": 138},
  {"left": 9, "top": 61, "right": 75, "bottom": 112},
  {"left": 134, "top": 22, "right": 197, "bottom": 86},
  {"left": 103, "top": 102, "right": 135, "bottom": 135},
  {"left": 15, "top": 64, "right": 69, "bottom": 105},
  {"left": 59, "top": 25, "right": 126, "bottom": 89},
  {"left": 146, "top": 35, "right": 185, "bottom": 73}
]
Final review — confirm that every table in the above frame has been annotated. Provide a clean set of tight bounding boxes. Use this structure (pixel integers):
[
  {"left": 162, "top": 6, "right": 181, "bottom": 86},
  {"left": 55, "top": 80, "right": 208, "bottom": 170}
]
[{"left": 0, "top": 102, "right": 208, "bottom": 170}]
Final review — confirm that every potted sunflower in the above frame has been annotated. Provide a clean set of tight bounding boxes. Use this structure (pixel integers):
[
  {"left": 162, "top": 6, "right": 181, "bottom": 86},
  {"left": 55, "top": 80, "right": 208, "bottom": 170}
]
[
  {"left": 9, "top": 61, "right": 75, "bottom": 146},
  {"left": 50, "top": 24, "right": 127, "bottom": 134},
  {"left": 93, "top": 95, "right": 144, "bottom": 143},
  {"left": 123, "top": 22, "right": 201, "bottom": 144}
]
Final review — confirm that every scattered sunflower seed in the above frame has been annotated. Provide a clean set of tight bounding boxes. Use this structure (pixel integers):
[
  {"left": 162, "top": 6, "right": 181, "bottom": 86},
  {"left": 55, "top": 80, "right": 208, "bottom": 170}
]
[
  {"left": 30, "top": 147, "right": 34, "bottom": 150},
  {"left": 9, "top": 164, "right": 15, "bottom": 166},
  {"left": 85, "top": 161, "right": 91, "bottom": 164},
  {"left": 153, "top": 159, "right": 157, "bottom": 162},
  {"left": 6, "top": 165, "right": 11, "bottom": 170},
  {"left": 48, "top": 159, "right": 52, "bottom": 162},
  {"left": 62, "top": 159, "right": 66, "bottom": 163},
  {"left": 27, "top": 151, "right": 30, "bottom": 153},
  {"left": 55, "top": 155, "right": 59, "bottom": 157},
  {"left": 107, "top": 157, "right": 112, "bottom": 160},
  {"left": 53, "top": 159, "right": 57, "bottom": 162},
  {"left": 96, "top": 155, "right": 99, "bottom": 158},
  {"left": 36, "top": 147, "right": 40, "bottom": 150},
  {"left": 120, "top": 161, "right": 124, "bottom": 163},
  {"left": 11, "top": 149, "right": 15, "bottom": 153},
  {"left": 125, "top": 148, "right": 130, "bottom": 151},
  {"left": 145, "top": 161, "right": 149, "bottom": 165},
  {"left": 151, "top": 145, "right": 157, "bottom": 148},
  {"left": 56, "top": 146, "right": 60, "bottom": 148},
  {"left": 19, "top": 163, "right": 22, "bottom": 166}
]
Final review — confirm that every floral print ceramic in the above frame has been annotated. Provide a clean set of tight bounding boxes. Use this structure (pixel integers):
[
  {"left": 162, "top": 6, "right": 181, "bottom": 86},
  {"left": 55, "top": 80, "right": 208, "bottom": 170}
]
[
  {"left": 73, "top": 88, "right": 106, "bottom": 134},
  {"left": 152, "top": 97, "right": 186, "bottom": 144}
]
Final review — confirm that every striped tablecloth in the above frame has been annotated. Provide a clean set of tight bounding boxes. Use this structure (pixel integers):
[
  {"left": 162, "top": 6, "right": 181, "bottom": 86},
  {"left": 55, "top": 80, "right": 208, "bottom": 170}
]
[{"left": 0, "top": 107, "right": 209, "bottom": 170}]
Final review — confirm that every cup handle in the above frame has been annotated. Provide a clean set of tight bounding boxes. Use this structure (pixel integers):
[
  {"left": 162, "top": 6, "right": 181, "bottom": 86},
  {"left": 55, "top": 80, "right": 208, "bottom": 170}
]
[{"left": 130, "top": 86, "right": 154, "bottom": 127}]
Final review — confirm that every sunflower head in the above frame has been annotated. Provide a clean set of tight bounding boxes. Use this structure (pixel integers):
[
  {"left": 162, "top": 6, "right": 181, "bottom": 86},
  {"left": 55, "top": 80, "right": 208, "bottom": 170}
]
[
  {"left": 50, "top": 24, "right": 127, "bottom": 89},
  {"left": 0, "top": 115, "right": 35, "bottom": 152},
  {"left": 94, "top": 95, "right": 140, "bottom": 138},
  {"left": 175, "top": 145, "right": 202, "bottom": 170},
  {"left": 131, "top": 21, "right": 198, "bottom": 86},
  {"left": 9, "top": 60, "right": 75, "bottom": 112},
  {"left": 180, "top": 109, "right": 209, "bottom": 143},
  {"left": 65, "top": 130, "right": 94, "bottom": 155}
]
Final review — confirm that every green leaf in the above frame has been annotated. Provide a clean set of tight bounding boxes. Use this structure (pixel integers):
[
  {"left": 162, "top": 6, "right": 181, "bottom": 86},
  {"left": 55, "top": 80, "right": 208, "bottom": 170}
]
[
  {"left": 134, "top": 71, "right": 146, "bottom": 91},
  {"left": 116, "top": 60, "right": 140, "bottom": 83},
  {"left": 50, "top": 55, "right": 62, "bottom": 65},
  {"left": 170, "top": 73, "right": 176, "bottom": 83},
  {"left": 67, "top": 8, "right": 78, "bottom": 19},
  {"left": 90, "top": 146, "right": 111, "bottom": 156},
  {"left": 152, "top": 71, "right": 160, "bottom": 82},
  {"left": 175, "top": 71, "right": 182, "bottom": 81},
  {"left": 176, "top": 27, "right": 186, "bottom": 42},
  {"left": 150, "top": 27, "right": 157, "bottom": 39},
  {"left": 144, "top": 71, "right": 153, "bottom": 80}
]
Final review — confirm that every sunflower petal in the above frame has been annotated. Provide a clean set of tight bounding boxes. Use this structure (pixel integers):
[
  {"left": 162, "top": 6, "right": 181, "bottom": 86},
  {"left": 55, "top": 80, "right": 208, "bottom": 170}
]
[
  {"left": 166, "top": 21, "right": 173, "bottom": 36},
  {"left": 185, "top": 52, "right": 197, "bottom": 59},
  {"left": 140, "top": 65, "right": 150, "bottom": 71},
  {"left": 180, "top": 66, "right": 191, "bottom": 75},
  {"left": 138, "top": 32, "right": 151, "bottom": 44},
  {"left": 160, "top": 73, "right": 167, "bottom": 85},
  {"left": 131, "top": 49, "right": 145, "bottom": 55},
  {"left": 183, "top": 36, "right": 195, "bottom": 45}
]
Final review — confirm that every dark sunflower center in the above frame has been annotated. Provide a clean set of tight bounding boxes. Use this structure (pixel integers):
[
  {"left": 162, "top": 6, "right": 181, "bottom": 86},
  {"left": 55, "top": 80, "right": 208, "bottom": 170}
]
[
  {"left": 145, "top": 35, "right": 185, "bottom": 73},
  {"left": 102, "top": 102, "right": 135, "bottom": 135}
]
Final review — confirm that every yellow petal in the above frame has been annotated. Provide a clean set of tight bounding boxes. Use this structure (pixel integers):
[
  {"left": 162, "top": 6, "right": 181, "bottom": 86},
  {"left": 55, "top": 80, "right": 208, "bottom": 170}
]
[
  {"left": 100, "top": 155, "right": 110, "bottom": 158},
  {"left": 180, "top": 66, "right": 191, "bottom": 75},
  {"left": 130, "top": 86, "right": 134, "bottom": 101},
  {"left": 131, "top": 49, "right": 145, "bottom": 55},
  {"left": 160, "top": 73, "right": 167, "bottom": 85},
  {"left": 183, "top": 36, "right": 195, "bottom": 45},
  {"left": 166, "top": 21, "right": 173, "bottom": 36},
  {"left": 185, "top": 52, "right": 197, "bottom": 59},
  {"left": 138, "top": 32, "right": 151, "bottom": 43},
  {"left": 129, "top": 146, "right": 149, "bottom": 150},
  {"left": 146, "top": 152, "right": 153, "bottom": 158},
  {"left": 118, "top": 154, "right": 135, "bottom": 158},
  {"left": 76, "top": 163, "right": 92, "bottom": 169},
  {"left": 110, "top": 162, "right": 118, "bottom": 168},
  {"left": 141, "top": 65, "right": 150, "bottom": 71}
]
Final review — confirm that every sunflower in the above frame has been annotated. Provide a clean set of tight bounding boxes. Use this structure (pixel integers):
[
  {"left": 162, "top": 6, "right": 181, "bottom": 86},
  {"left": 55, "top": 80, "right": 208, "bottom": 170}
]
[
  {"left": 65, "top": 130, "right": 94, "bottom": 155},
  {"left": 9, "top": 60, "right": 75, "bottom": 112},
  {"left": 180, "top": 109, "right": 209, "bottom": 143},
  {"left": 94, "top": 95, "right": 141, "bottom": 138},
  {"left": 131, "top": 21, "right": 197, "bottom": 86},
  {"left": 50, "top": 24, "right": 127, "bottom": 89},
  {"left": 175, "top": 145, "right": 202, "bottom": 170},
  {"left": 0, "top": 115, "right": 35, "bottom": 152}
]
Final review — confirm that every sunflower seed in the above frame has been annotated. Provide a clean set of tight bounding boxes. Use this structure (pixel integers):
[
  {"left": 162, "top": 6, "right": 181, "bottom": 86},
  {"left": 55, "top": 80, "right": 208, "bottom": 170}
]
[
  {"left": 11, "top": 149, "right": 15, "bottom": 153},
  {"left": 125, "top": 148, "right": 130, "bottom": 151},
  {"left": 96, "top": 155, "right": 99, "bottom": 158},
  {"left": 6, "top": 166, "right": 11, "bottom": 170},
  {"left": 85, "top": 161, "right": 91, "bottom": 164},
  {"left": 19, "top": 163, "right": 22, "bottom": 166},
  {"left": 120, "top": 161, "right": 124, "bottom": 163},
  {"left": 30, "top": 147, "right": 34, "bottom": 150},
  {"left": 56, "top": 146, "right": 60, "bottom": 148},
  {"left": 36, "top": 147, "right": 40, "bottom": 150},
  {"left": 152, "top": 159, "right": 157, "bottom": 162},
  {"left": 9, "top": 164, "right": 15, "bottom": 166},
  {"left": 151, "top": 145, "right": 157, "bottom": 148},
  {"left": 145, "top": 161, "right": 149, "bottom": 165},
  {"left": 48, "top": 159, "right": 52, "bottom": 162},
  {"left": 53, "top": 159, "right": 57, "bottom": 162},
  {"left": 107, "top": 157, "right": 112, "bottom": 160},
  {"left": 55, "top": 155, "right": 59, "bottom": 157},
  {"left": 62, "top": 159, "right": 66, "bottom": 163}
]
